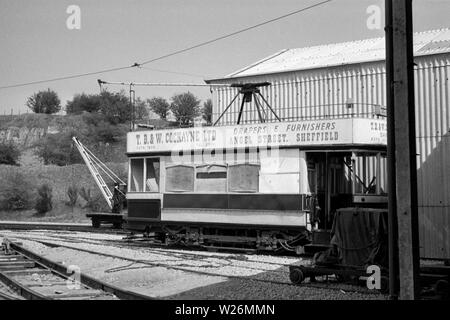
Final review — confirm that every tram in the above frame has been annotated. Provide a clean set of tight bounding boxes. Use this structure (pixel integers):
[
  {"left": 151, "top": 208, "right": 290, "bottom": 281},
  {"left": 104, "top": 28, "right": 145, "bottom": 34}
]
[{"left": 124, "top": 113, "right": 387, "bottom": 252}]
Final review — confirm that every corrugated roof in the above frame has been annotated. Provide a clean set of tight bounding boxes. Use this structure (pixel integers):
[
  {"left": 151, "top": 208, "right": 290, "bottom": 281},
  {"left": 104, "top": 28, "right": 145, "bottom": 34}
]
[{"left": 208, "top": 29, "right": 450, "bottom": 80}]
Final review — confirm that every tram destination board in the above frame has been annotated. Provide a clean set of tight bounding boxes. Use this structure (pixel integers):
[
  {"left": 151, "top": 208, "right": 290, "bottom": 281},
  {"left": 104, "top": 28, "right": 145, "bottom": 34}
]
[{"left": 127, "top": 118, "right": 387, "bottom": 153}]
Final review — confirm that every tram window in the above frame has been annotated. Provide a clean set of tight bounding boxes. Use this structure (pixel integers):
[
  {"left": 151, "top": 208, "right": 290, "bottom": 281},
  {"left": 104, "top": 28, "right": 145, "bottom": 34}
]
[
  {"left": 145, "top": 158, "right": 160, "bottom": 192},
  {"left": 195, "top": 165, "right": 227, "bottom": 192},
  {"left": 130, "top": 158, "right": 144, "bottom": 192},
  {"left": 166, "top": 165, "right": 195, "bottom": 192},
  {"left": 228, "top": 164, "right": 259, "bottom": 192}
]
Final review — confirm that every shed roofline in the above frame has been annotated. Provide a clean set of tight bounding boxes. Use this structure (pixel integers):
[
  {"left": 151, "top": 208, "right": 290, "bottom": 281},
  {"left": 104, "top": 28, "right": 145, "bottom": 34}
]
[
  {"left": 205, "top": 28, "right": 450, "bottom": 83},
  {"left": 205, "top": 51, "right": 450, "bottom": 83}
]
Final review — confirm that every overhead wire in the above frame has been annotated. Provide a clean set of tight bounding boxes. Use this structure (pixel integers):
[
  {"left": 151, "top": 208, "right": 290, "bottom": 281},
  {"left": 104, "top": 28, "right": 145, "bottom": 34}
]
[
  {"left": 137, "top": 0, "right": 333, "bottom": 66},
  {"left": 0, "top": 0, "right": 333, "bottom": 90},
  {"left": 136, "top": 65, "right": 205, "bottom": 78},
  {"left": 0, "top": 66, "right": 133, "bottom": 90}
]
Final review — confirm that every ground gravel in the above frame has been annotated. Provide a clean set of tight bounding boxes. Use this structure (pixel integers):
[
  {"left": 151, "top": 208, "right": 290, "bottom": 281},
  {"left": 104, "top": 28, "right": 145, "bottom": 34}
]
[{"left": 0, "top": 230, "right": 388, "bottom": 300}]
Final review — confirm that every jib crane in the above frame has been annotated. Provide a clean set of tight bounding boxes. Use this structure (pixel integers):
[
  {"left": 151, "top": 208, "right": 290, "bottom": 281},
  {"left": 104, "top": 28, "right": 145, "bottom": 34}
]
[{"left": 72, "top": 136, "right": 127, "bottom": 228}]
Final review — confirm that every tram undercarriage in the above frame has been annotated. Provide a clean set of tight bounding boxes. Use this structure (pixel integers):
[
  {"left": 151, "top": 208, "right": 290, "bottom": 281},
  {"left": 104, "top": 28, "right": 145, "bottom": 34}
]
[
  {"left": 146, "top": 225, "right": 309, "bottom": 251},
  {"left": 139, "top": 223, "right": 310, "bottom": 252}
]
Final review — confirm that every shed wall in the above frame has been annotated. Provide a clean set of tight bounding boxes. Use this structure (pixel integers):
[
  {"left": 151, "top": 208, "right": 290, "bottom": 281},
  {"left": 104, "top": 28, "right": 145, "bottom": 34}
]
[{"left": 210, "top": 53, "right": 450, "bottom": 259}]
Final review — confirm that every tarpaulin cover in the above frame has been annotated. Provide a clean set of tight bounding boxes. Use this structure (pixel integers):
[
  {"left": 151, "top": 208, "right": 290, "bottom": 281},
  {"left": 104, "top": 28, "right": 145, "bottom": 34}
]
[{"left": 330, "top": 208, "right": 388, "bottom": 268}]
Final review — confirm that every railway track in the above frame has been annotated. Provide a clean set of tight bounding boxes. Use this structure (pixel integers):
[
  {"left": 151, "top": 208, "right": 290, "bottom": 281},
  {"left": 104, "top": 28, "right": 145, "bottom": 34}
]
[
  {"left": 0, "top": 222, "right": 302, "bottom": 258},
  {"left": 0, "top": 221, "right": 311, "bottom": 256},
  {"left": 10, "top": 235, "right": 383, "bottom": 296},
  {"left": 0, "top": 229, "right": 387, "bottom": 297},
  {"left": 0, "top": 239, "right": 152, "bottom": 300},
  {"left": 0, "top": 221, "right": 309, "bottom": 256},
  {"left": 0, "top": 221, "right": 125, "bottom": 235}
]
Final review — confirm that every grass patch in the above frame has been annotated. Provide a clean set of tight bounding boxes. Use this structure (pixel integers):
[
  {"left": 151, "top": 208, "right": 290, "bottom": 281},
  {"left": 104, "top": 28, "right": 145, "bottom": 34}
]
[{"left": 0, "top": 162, "right": 127, "bottom": 222}]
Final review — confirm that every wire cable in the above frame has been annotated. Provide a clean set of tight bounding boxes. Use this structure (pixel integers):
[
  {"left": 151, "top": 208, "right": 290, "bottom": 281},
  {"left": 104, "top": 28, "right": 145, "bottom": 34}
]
[
  {"left": 137, "top": 65, "right": 205, "bottom": 78},
  {"left": 0, "top": 66, "right": 133, "bottom": 90},
  {"left": 0, "top": 0, "right": 333, "bottom": 90},
  {"left": 137, "top": 0, "right": 333, "bottom": 65}
]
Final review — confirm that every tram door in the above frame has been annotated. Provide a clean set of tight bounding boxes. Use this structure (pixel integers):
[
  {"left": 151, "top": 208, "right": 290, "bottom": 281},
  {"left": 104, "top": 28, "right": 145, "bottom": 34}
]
[
  {"left": 306, "top": 152, "right": 349, "bottom": 230},
  {"left": 306, "top": 153, "right": 326, "bottom": 229}
]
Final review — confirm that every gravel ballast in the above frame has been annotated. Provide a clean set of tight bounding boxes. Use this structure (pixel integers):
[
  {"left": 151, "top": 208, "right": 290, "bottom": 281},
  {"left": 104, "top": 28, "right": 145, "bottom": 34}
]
[{"left": 0, "top": 230, "right": 387, "bottom": 300}]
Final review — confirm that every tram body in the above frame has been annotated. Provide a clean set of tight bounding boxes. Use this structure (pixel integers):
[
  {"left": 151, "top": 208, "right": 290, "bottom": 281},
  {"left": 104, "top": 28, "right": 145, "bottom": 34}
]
[{"left": 124, "top": 117, "right": 387, "bottom": 250}]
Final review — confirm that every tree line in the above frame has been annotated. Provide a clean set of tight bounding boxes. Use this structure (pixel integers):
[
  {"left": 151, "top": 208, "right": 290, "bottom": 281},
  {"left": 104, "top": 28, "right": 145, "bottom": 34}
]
[
  {"left": 25, "top": 88, "right": 212, "bottom": 126},
  {"left": 0, "top": 88, "right": 213, "bottom": 167}
]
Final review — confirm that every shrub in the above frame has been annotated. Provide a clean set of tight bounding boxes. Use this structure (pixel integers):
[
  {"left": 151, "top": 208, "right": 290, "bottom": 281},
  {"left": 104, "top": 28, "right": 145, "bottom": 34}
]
[
  {"left": 79, "top": 187, "right": 103, "bottom": 212},
  {"left": 89, "top": 120, "right": 120, "bottom": 143},
  {"left": 34, "top": 131, "right": 82, "bottom": 166},
  {"left": 66, "top": 90, "right": 132, "bottom": 124},
  {"left": 0, "top": 142, "right": 20, "bottom": 165},
  {"left": 0, "top": 171, "right": 33, "bottom": 210},
  {"left": 34, "top": 184, "right": 53, "bottom": 214},
  {"left": 66, "top": 93, "right": 101, "bottom": 114},
  {"left": 66, "top": 184, "right": 78, "bottom": 207},
  {"left": 26, "top": 89, "right": 61, "bottom": 114}
]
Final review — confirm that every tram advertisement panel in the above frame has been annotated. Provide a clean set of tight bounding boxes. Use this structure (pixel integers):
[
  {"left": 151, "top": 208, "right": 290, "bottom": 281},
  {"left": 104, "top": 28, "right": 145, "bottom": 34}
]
[{"left": 127, "top": 118, "right": 386, "bottom": 153}]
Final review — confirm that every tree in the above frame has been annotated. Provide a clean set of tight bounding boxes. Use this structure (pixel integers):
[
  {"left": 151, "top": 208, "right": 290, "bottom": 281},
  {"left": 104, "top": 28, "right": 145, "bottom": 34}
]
[
  {"left": 134, "top": 98, "right": 149, "bottom": 121},
  {"left": 202, "top": 99, "right": 213, "bottom": 125},
  {"left": 148, "top": 97, "right": 170, "bottom": 120},
  {"left": 0, "top": 142, "right": 20, "bottom": 165},
  {"left": 99, "top": 90, "right": 132, "bottom": 124},
  {"left": 66, "top": 93, "right": 101, "bottom": 114},
  {"left": 26, "top": 89, "right": 61, "bottom": 114},
  {"left": 170, "top": 92, "right": 201, "bottom": 126},
  {"left": 66, "top": 90, "right": 148, "bottom": 124}
]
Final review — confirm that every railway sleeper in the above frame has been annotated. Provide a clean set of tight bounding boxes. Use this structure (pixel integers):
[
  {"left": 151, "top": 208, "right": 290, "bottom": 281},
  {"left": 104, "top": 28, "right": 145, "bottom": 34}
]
[{"left": 0, "top": 239, "right": 154, "bottom": 300}]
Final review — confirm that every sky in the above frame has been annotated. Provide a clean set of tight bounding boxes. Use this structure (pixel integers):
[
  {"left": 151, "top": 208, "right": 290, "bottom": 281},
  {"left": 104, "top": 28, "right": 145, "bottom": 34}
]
[{"left": 0, "top": 0, "right": 449, "bottom": 115}]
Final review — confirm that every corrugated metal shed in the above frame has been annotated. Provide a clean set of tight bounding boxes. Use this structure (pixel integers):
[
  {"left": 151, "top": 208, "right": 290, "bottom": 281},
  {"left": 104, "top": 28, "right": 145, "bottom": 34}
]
[
  {"left": 207, "top": 28, "right": 450, "bottom": 80},
  {"left": 206, "top": 29, "right": 450, "bottom": 260}
]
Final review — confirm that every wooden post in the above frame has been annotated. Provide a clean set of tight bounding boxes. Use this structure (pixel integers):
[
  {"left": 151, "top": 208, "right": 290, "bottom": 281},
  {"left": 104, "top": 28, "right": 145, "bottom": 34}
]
[
  {"left": 388, "top": 0, "right": 421, "bottom": 300},
  {"left": 385, "top": 1, "right": 399, "bottom": 295},
  {"left": 376, "top": 152, "right": 381, "bottom": 195}
]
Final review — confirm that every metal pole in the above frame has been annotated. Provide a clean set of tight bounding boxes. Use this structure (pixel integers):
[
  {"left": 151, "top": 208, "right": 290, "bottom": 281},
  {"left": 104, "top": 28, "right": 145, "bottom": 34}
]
[
  {"left": 98, "top": 80, "right": 228, "bottom": 87},
  {"left": 129, "top": 84, "right": 135, "bottom": 131},
  {"left": 385, "top": 0, "right": 399, "bottom": 299},
  {"left": 213, "top": 92, "right": 240, "bottom": 126},
  {"left": 236, "top": 96, "right": 247, "bottom": 125},
  {"left": 257, "top": 92, "right": 282, "bottom": 121},
  {"left": 253, "top": 94, "right": 265, "bottom": 123},
  {"left": 391, "top": 0, "right": 420, "bottom": 300}
]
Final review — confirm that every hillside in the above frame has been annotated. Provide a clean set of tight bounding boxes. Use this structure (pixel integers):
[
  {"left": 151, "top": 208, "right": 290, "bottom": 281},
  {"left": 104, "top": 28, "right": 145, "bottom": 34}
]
[
  {"left": 0, "top": 113, "right": 128, "bottom": 163},
  {"left": 0, "top": 113, "right": 176, "bottom": 222}
]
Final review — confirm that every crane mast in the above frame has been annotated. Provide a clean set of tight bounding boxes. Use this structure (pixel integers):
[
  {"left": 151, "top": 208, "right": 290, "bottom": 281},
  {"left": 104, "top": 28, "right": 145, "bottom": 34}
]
[{"left": 72, "top": 137, "right": 126, "bottom": 211}]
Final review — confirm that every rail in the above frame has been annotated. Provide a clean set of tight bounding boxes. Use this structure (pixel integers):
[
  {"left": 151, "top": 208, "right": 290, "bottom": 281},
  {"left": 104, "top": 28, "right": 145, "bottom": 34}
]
[{"left": 0, "top": 239, "right": 153, "bottom": 300}]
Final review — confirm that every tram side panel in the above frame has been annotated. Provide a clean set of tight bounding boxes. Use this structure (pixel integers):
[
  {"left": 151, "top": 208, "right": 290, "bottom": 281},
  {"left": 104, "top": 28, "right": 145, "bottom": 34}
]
[{"left": 125, "top": 149, "right": 311, "bottom": 233}]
